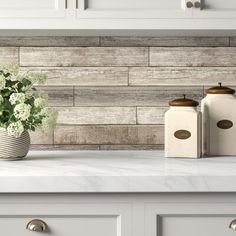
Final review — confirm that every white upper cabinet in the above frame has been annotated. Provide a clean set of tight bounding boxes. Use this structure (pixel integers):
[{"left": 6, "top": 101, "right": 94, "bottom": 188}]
[
  {"left": 0, "top": 0, "right": 66, "bottom": 18},
  {"left": 76, "top": 0, "right": 192, "bottom": 19},
  {"left": 193, "top": 0, "right": 236, "bottom": 18},
  {"left": 0, "top": 0, "right": 236, "bottom": 34}
]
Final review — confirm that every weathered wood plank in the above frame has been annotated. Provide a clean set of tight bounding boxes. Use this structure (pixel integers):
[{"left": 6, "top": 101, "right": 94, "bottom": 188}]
[
  {"left": 0, "top": 37, "right": 100, "bottom": 47},
  {"left": 20, "top": 47, "right": 148, "bottom": 67},
  {"left": 30, "top": 145, "right": 100, "bottom": 150},
  {"left": 129, "top": 67, "right": 236, "bottom": 86},
  {"left": 54, "top": 125, "right": 164, "bottom": 145},
  {"left": 36, "top": 86, "right": 74, "bottom": 107},
  {"left": 57, "top": 107, "right": 136, "bottom": 125},
  {"left": 230, "top": 37, "right": 236, "bottom": 46},
  {"left": 101, "top": 37, "right": 229, "bottom": 47},
  {"left": 150, "top": 47, "right": 236, "bottom": 67},
  {"left": 74, "top": 86, "right": 203, "bottom": 106},
  {"left": 137, "top": 107, "right": 168, "bottom": 124},
  {"left": 99, "top": 144, "right": 164, "bottom": 150},
  {"left": 22, "top": 67, "right": 128, "bottom": 86},
  {"left": 30, "top": 131, "right": 53, "bottom": 145},
  {"left": 0, "top": 47, "right": 18, "bottom": 64}
]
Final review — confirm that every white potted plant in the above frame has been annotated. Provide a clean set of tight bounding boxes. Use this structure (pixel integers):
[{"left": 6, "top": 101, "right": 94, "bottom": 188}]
[{"left": 0, "top": 64, "right": 57, "bottom": 160}]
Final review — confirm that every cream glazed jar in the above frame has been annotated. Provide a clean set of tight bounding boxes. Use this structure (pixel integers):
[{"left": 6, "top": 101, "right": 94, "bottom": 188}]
[
  {"left": 165, "top": 95, "right": 201, "bottom": 158},
  {"left": 201, "top": 83, "right": 236, "bottom": 156}
]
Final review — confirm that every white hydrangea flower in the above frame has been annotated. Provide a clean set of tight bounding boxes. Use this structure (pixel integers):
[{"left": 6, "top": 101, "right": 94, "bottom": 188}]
[
  {"left": 0, "top": 74, "right": 6, "bottom": 90},
  {"left": 34, "top": 97, "right": 48, "bottom": 108},
  {"left": 40, "top": 107, "right": 58, "bottom": 131},
  {"left": 0, "top": 64, "right": 19, "bottom": 76},
  {"left": 0, "top": 95, "right": 3, "bottom": 105},
  {"left": 14, "top": 103, "right": 31, "bottom": 121},
  {"left": 26, "top": 72, "right": 46, "bottom": 85},
  {"left": 7, "top": 121, "right": 24, "bottom": 138},
  {"left": 9, "top": 93, "right": 25, "bottom": 105}
]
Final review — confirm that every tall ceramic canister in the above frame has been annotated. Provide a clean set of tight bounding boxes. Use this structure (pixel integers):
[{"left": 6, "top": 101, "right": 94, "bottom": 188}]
[
  {"left": 201, "top": 83, "right": 236, "bottom": 156},
  {"left": 165, "top": 95, "right": 201, "bottom": 158}
]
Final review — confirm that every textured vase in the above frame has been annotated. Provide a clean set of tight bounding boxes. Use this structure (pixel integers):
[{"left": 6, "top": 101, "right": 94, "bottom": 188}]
[{"left": 0, "top": 128, "right": 30, "bottom": 160}]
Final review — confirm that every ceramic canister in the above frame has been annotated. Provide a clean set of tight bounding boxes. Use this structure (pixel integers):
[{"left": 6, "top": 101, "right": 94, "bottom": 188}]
[
  {"left": 165, "top": 95, "right": 201, "bottom": 158},
  {"left": 201, "top": 83, "right": 236, "bottom": 156}
]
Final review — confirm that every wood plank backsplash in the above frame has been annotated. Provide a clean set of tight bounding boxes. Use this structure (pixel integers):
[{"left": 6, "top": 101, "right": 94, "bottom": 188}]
[{"left": 0, "top": 36, "right": 235, "bottom": 150}]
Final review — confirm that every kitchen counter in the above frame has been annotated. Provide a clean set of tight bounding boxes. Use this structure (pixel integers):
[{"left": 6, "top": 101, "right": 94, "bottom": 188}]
[{"left": 1, "top": 150, "right": 236, "bottom": 193}]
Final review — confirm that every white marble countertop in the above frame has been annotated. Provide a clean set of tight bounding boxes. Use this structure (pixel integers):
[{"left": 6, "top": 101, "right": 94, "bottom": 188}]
[{"left": 1, "top": 150, "right": 236, "bottom": 193}]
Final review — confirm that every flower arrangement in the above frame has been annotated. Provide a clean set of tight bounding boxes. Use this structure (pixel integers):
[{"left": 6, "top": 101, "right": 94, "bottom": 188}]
[{"left": 0, "top": 64, "right": 57, "bottom": 138}]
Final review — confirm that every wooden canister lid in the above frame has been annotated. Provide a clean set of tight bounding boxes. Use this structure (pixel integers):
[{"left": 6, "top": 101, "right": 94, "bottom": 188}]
[
  {"left": 169, "top": 94, "right": 199, "bottom": 107},
  {"left": 207, "top": 83, "right": 235, "bottom": 94}
]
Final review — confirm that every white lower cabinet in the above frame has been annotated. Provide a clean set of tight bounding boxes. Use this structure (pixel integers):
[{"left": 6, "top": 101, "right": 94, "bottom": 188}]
[
  {"left": 1, "top": 217, "right": 119, "bottom": 236},
  {"left": 145, "top": 201, "right": 236, "bottom": 236},
  {"left": 1, "top": 194, "right": 236, "bottom": 236}
]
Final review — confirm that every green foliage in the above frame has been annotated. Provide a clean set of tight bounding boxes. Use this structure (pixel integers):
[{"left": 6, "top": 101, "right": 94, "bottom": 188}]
[{"left": 0, "top": 64, "right": 57, "bottom": 138}]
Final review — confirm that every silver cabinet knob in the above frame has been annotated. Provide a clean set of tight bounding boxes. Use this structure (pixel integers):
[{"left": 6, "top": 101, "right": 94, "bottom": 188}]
[
  {"left": 26, "top": 219, "right": 48, "bottom": 232},
  {"left": 194, "top": 1, "right": 201, "bottom": 8},
  {"left": 186, "top": 1, "right": 194, "bottom": 8},
  {"left": 230, "top": 219, "right": 236, "bottom": 230}
]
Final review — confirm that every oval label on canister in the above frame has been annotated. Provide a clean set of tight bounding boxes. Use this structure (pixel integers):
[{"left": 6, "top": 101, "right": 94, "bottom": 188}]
[
  {"left": 174, "top": 130, "right": 191, "bottom": 140},
  {"left": 217, "top": 120, "right": 233, "bottom": 129}
]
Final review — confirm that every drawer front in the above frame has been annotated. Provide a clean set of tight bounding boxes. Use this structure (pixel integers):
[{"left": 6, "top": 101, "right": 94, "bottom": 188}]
[
  {"left": 146, "top": 203, "right": 236, "bottom": 236},
  {"left": 0, "top": 216, "right": 118, "bottom": 236},
  {"left": 0, "top": 201, "right": 131, "bottom": 236},
  {"left": 158, "top": 216, "right": 236, "bottom": 236}
]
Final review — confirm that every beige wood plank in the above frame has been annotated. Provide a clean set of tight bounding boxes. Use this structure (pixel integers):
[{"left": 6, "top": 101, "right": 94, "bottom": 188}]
[
  {"left": 57, "top": 107, "right": 136, "bottom": 125},
  {"left": 137, "top": 107, "right": 168, "bottom": 125},
  {"left": 22, "top": 67, "right": 128, "bottom": 86},
  {"left": 54, "top": 125, "right": 164, "bottom": 145},
  {"left": 20, "top": 47, "right": 148, "bottom": 67},
  {"left": 0, "top": 47, "right": 18, "bottom": 64},
  {"left": 75, "top": 86, "right": 203, "bottom": 106},
  {"left": 0, "top": 37, "right": 99, "bottom": 47},
  {"left": 129, "top": 67, "right": 236, "bottom": 86},
  {"left": 101, "top": 37, "right": 229, "bottom": 47},
  {"left": 36, "top": 86, "right": 74, "bottom": 107},
  {"left": 150, "top": 47, "right": 236, "bottom": 67},
  {"left": 30, "top": 131, "right": 53, "bottom": 145}
]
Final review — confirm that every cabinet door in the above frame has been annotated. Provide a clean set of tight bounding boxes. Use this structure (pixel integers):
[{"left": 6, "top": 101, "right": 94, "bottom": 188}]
[
  {"left": 0, "top": 0, "right": 66, "bottom": 18},
  {"left": 146, "top": 203, "right": 236, "bottom": 236},
  {"left": 76, "top": 0, "right": 192, "bottom": 19},
  {"left": 193, "top": 0, "right": 236, "bottom": 18}
]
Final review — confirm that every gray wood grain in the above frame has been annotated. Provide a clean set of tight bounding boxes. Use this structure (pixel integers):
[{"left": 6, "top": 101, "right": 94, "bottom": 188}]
[
  {"left": 230, "top": 37, "right": 236, "bottom": 46},
  {"left": 0, "top": 47, "right": 18, "bottom": 64},
  {"left": 30, "top": 131, "right": 53, "bottom": 145},
  {"left": 57, "top": 107, "right": 136, "bottom": 125},
  {"left": 54, "top": 125, "right": 164, "bottom": 145},
  {"left": 129, "top": 67, "right": 236, "bottom": 86},
  {"left": 101, "top": 37, "right": 229, "bottom": 47},
  {"left": 30, "top": 144, "right": 100, "bottom": 150},
  {"left": 137, "top": 107, "right": 168, "bottom": 124},
  {"left": 75, "top": 86, "right": 203, "bottom": 106},
  {"left": 0, "top": 37, "right": 99, "bottom": 47},
  {"left": 99, "top": 144, "right": 164, "bottom": 150},
  {"left": 150, "top": 47, "right": 236, "bottom": 67},
  {"left": 20, "top": 47, "right": 148, "bottom": 67},
  {"left": 36, "top": 86, "right": 74, "bottom": 107},
  {"left": 22, "top": 67, "right": 128, "bottom": 86}
]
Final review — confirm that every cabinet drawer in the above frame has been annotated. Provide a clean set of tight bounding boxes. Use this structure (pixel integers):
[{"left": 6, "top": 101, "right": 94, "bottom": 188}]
[
  {"left": 158, "top": 216, "right": 236, "bottom": 236},
  {"left": 0, "top": 216, "right": 118, "bottom": 236},
  {"left": 0, "top": 197, "right": 132, "bottom": 236},
  {"left": 146, "top": 203, "right": 236, "bottom": 236}
]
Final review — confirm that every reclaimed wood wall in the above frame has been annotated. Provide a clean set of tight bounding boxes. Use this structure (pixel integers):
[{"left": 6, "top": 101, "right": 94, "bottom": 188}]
[{"left": 1, "top": 36, "right": 235, "bottom": 150}]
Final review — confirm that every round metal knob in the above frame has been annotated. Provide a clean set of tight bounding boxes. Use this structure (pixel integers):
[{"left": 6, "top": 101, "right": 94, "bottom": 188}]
[
  {"left": 229, "top": 219, "right": 236, "bottom": 230},
  {"left": 186, "top": 1, "right": 194, "bottom": 8},
  {"left": 26, "top": 219, "right": 47, "bottom": 232},
  {"left": 194, "top": 1, "right": 201, "bottom": 8}
]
